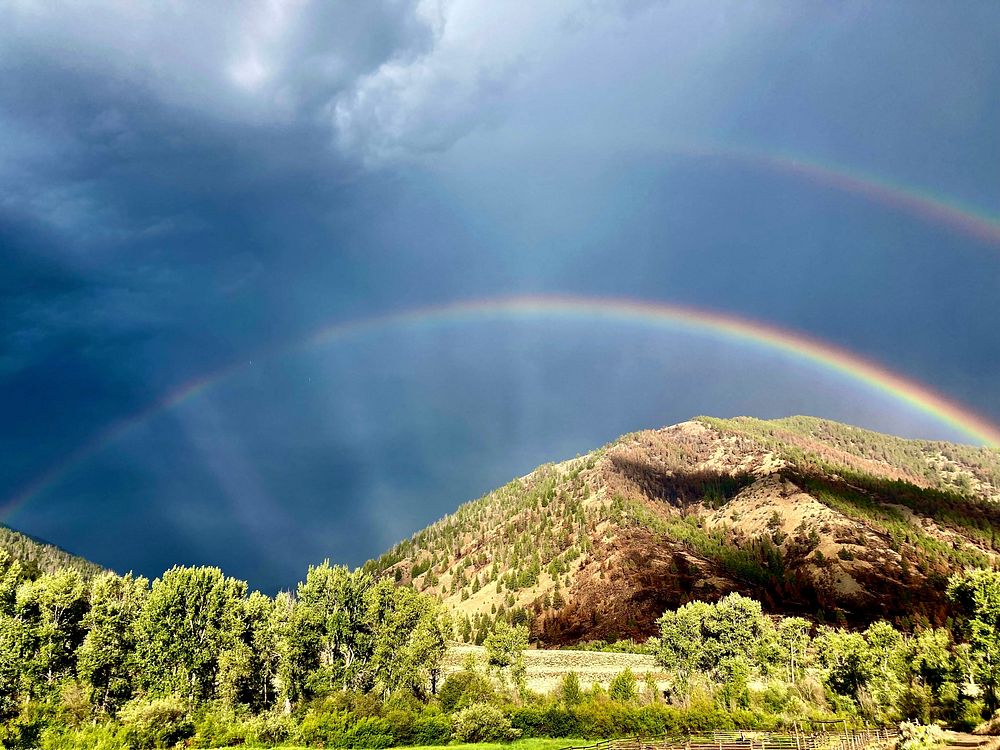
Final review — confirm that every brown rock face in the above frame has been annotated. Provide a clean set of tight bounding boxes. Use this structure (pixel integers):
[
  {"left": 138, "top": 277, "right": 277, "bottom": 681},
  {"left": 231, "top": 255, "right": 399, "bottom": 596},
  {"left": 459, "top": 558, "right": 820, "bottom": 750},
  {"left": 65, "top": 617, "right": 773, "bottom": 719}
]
[{"left": 366, "top": 416, "right": 1000, "bottom": 645}]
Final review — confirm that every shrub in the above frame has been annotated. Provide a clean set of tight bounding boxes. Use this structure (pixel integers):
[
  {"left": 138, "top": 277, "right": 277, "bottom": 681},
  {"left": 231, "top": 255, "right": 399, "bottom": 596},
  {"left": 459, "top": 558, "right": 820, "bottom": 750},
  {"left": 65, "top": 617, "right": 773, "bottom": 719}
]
[
  {"left": 191, "top": 703, "right": 246, "bottom": 748},
  {"left": 118, "top": 697, "right": 194, "bottom": 749},
  {"left": 243, "top": 712, "right": 295, "bottom": 746},
  {"left": 610, "top": 669, "right": 638, "bottom": 703},
  {"left": 509, "top": 703, "right": 582, "bottom": 738},
  {"left": 792, "top": 676, "right": 828, "bottom": 709},
  {"left": 344, "top": 716, "right": 394, "bottom": 748},
  {"left": 544, "top": 705, "right": 581, "bottom": 737},
  {"left": 760, "top": 683, "right": 794, "bottom": 714},
  {"left": 675, "top": 705, "right": 736, "bottom": 734},
  {"left": 451, "top": 703, "right": 521, "bottom": 743},
  {"left": 897, "top": 722, "right": 944, "bottom": 750},
  {"left": 972, "top": 709, "right": 1000, "bottom": 736},
  {"left": 385, "top": 709, "right": 416, "bottom": 745},
  {"left": 899, "top": 685, "right": 932, "bottom": 724},
  {"left": 297, "top": 708, "right": 353, "bottom": 747},
  {"left": 438, "top": 670, "right": 496, "bottom": 712},
  {"left": 0, "top": 702, "right": 59, "bottom": 750},
  {"left": 314, "top": 691, "right": 384, "bottom": 719},
  {"left": 936, "top": 682, "right": 959, "bottom": 719},
  {"left": 413, "top": 713, "right": 452, "bottom": 745},
  {"left": 575, "top": 701, "right": 635, "bottom": 738},
  {"left": 957, "top": 701, "right": 987, "bottom": 732},
  {"left": 510, "top": 705, "right": 548, "bottom": 737}
]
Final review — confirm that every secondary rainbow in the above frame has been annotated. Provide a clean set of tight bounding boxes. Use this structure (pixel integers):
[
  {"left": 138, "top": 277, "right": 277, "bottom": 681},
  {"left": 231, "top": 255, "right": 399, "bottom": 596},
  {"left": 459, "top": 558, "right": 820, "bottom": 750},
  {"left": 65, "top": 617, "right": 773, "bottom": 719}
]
[
  {"left": 5, "top": 295, "right": 999, "bottom": 522},
  {"left": 671, "top": 144, "right": 1000, "bottom": 248}
]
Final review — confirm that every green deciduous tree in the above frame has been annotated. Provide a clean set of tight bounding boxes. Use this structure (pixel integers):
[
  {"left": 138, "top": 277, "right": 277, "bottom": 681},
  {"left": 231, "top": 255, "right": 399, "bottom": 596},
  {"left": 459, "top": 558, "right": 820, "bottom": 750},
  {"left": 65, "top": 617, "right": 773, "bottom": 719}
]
[
  {"left": 655, "top": 599, "right": 710, "bottom": 690},
  {"left": 76, "top": 572, "right": 148, "bottom": 714},
  {"left": 365, "top": 579, "right": 447, "bottom": 698},
  {"left": 272, "top": 591, "right": 315, "bottom": 710},
  {"left": 863, "top": 620, "right": 907, "bottom": 711},
  {"left": 297, "top": 562, "right": 374, "bottom": 694},
  {"left": 137, "top": 566, "right": 246, "bottom": 702},
  {"left": 700, "top": 593, "right": 773, "bottom": 669},
  {"left": 948, "top": 569, "right": 1000, "bottom": 710},
  {"left": 0, "top": 611, "right": 27, "bottom": 722},
  {"left": 655, "top": 593, "right": 772, "bottom": 697},
  {"left": 218, "top": 590, "right": 279, "bottom": 712},
  {"left": 0, "top": 551, "right": 23, "bottom": 615},
  {"left": 0, "top": 551, "right": 27, "bottom": 722},
  {"left": 776, "top": 616, "right": 811, "bottom": 683},
  {"left": 484, "top": 620, "right": 529, "bottom": 691},
  {"left": 16, "top": 569, "right": 89, "bottom": 696},
  {"left": 908, "top": 627, "right": 955, "bottom": 698},
  {"left": 817, "top": 627, "right": 873, "bottom": 698}
]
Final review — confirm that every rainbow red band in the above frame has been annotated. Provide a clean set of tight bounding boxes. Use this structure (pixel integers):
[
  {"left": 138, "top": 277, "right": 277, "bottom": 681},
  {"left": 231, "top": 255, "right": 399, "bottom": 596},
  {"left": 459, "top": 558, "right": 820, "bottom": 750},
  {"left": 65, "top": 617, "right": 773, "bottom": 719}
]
[{"left": 4, "top": 295, "right": 998, "bottom": 522}]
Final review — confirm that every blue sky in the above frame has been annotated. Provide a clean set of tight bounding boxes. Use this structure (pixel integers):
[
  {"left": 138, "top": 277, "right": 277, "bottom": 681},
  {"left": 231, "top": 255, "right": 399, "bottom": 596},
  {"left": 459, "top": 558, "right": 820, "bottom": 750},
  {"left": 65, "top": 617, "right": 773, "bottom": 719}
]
[{"left": 2, "top": 1, "right": 999, "bottom": 590}]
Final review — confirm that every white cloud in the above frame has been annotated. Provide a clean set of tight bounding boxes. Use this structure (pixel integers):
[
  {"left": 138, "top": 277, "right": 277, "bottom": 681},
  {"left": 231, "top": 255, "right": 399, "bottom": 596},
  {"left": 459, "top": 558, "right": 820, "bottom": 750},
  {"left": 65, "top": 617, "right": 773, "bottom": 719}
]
[
  {"left": 0, "top": 0, "right": 428, "bottom": 122},
  {"left": 331, "top": 0, "right": 650, "bottom": 162}
]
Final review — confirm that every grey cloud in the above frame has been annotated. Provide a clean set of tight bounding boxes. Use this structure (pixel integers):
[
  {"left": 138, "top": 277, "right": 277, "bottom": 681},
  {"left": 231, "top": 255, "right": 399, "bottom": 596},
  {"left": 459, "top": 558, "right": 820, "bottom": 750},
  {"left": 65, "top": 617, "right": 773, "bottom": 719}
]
[
  {"left": 0, "top": 0, "right": 430, "bottom": 124},
  {"left": 331, "top": 1, "right": 619, "bottom": 161},
  {"left": 328, "top": 0, "right": 793, "bottom": 162}
]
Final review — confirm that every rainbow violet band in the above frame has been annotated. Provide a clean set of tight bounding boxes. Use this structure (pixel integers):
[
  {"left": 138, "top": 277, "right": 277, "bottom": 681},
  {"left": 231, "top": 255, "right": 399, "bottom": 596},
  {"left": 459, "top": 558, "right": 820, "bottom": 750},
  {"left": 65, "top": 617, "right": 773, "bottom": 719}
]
[{"left": 5, "top": 295, "right": 999, "bottom": 521}]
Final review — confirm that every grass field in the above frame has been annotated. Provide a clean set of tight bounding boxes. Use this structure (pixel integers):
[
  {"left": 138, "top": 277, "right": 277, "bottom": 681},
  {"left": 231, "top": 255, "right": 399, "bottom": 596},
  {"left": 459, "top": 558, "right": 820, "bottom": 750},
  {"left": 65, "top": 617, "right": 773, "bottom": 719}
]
[{"left": 444, "top": 645, "right": 665, "bottom": 694}]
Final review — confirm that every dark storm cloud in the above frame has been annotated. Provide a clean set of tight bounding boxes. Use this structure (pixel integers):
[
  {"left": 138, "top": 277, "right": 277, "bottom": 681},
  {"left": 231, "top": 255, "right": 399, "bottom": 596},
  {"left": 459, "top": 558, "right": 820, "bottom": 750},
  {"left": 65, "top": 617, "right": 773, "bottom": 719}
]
[
  {"left": 0, "top": 0, "right": 434, "bottom": 284},
  {"left": 2, "top": 0, "right": 999, "bottom": 590},
  {"left": 0, "top": 0, "right": 437, "bottom": 508}
]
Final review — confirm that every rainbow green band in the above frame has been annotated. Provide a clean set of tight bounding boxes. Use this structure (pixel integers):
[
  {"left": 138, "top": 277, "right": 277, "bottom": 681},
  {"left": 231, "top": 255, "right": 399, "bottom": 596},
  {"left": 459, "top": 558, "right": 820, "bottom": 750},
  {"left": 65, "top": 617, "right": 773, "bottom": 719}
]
[{"left": 5, "top": 295, "right": 998, "bottom": 522}]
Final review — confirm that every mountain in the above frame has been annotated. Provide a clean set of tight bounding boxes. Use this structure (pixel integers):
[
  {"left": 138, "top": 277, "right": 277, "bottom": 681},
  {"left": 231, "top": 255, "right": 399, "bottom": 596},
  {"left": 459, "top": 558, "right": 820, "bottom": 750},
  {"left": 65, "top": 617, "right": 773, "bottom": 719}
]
[
  {"left": 0, "top": 524, "right": 107, "bottom": 579},
  {"left": 366, "top": 416, "right": 1000, "bottom": 646}
]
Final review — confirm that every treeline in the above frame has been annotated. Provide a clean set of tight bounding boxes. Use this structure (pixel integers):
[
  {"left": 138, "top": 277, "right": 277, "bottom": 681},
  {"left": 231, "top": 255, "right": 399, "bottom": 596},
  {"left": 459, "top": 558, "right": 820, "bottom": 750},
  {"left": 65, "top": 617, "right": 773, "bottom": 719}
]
[
  {"left": 0, "top": 527, "right": 104, "bottom": 581},
  {"left": 652, "top": 573, "right": 1000, "bottom": 728},
  {"left": 0, "top": 551, "right": 447, "bottom": 749},
  {"left": 3, "top": 542, "right": 1000, "bottom": 750}
]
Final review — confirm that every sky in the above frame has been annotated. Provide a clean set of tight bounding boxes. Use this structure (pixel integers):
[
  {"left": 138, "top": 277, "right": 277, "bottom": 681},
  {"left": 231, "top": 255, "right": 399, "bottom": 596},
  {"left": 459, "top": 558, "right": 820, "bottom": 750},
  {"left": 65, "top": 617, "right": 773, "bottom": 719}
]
[{"left": 2, "top": 0, "right": 999, "bottom": 591}]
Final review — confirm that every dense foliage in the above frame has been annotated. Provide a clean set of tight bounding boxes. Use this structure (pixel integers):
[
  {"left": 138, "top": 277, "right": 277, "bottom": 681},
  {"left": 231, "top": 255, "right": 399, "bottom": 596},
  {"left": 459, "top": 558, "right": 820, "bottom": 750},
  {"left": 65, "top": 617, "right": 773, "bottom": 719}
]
[
  {"left": 0, "top": 527, "right": 104, "bottom": 581},
  {"left": 0, "top": 551, "right": 447, "bottom": 749},
  {"left": 3, "top": 537, "right": 1000, "bottom": 748},
  {"left": 652, "top": 586, "right": 1000, "bottom": 727}
]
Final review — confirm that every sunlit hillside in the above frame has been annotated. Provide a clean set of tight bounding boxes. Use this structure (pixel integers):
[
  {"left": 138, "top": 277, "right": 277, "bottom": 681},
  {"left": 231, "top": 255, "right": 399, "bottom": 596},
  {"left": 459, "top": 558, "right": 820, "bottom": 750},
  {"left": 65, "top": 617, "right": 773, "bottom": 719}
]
[
  {"left": 0, "top": 524, "right": 106, "bottom": 580},
  {"left": 367, "top": 417, "right": 1000, "bottom": 644}
]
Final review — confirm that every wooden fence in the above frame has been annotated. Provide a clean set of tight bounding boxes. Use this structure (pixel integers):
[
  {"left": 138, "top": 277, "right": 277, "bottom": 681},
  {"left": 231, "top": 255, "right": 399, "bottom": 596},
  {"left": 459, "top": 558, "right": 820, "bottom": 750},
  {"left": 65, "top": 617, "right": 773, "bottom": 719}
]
[{"left": 560, "top": 726, "right": 899, "bottom": 750}]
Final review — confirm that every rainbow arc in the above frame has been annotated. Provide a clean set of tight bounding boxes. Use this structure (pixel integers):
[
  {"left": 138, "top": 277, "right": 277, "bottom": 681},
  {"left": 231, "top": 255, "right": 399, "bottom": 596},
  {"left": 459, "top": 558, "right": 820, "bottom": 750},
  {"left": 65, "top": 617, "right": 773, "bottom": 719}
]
[{"left": 5, "top": 295, "right": 998, "bottom": 522}]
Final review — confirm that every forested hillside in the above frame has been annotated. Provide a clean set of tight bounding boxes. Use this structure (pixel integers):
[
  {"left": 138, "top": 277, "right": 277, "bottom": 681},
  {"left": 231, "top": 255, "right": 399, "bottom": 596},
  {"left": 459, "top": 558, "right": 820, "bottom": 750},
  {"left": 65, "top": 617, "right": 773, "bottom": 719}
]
[
  {"left": 366, "top": 417, "right": 1000, "bottom": 645},
  {"left": 0, "top": 524, "right": 106, "bottom": 580}
]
